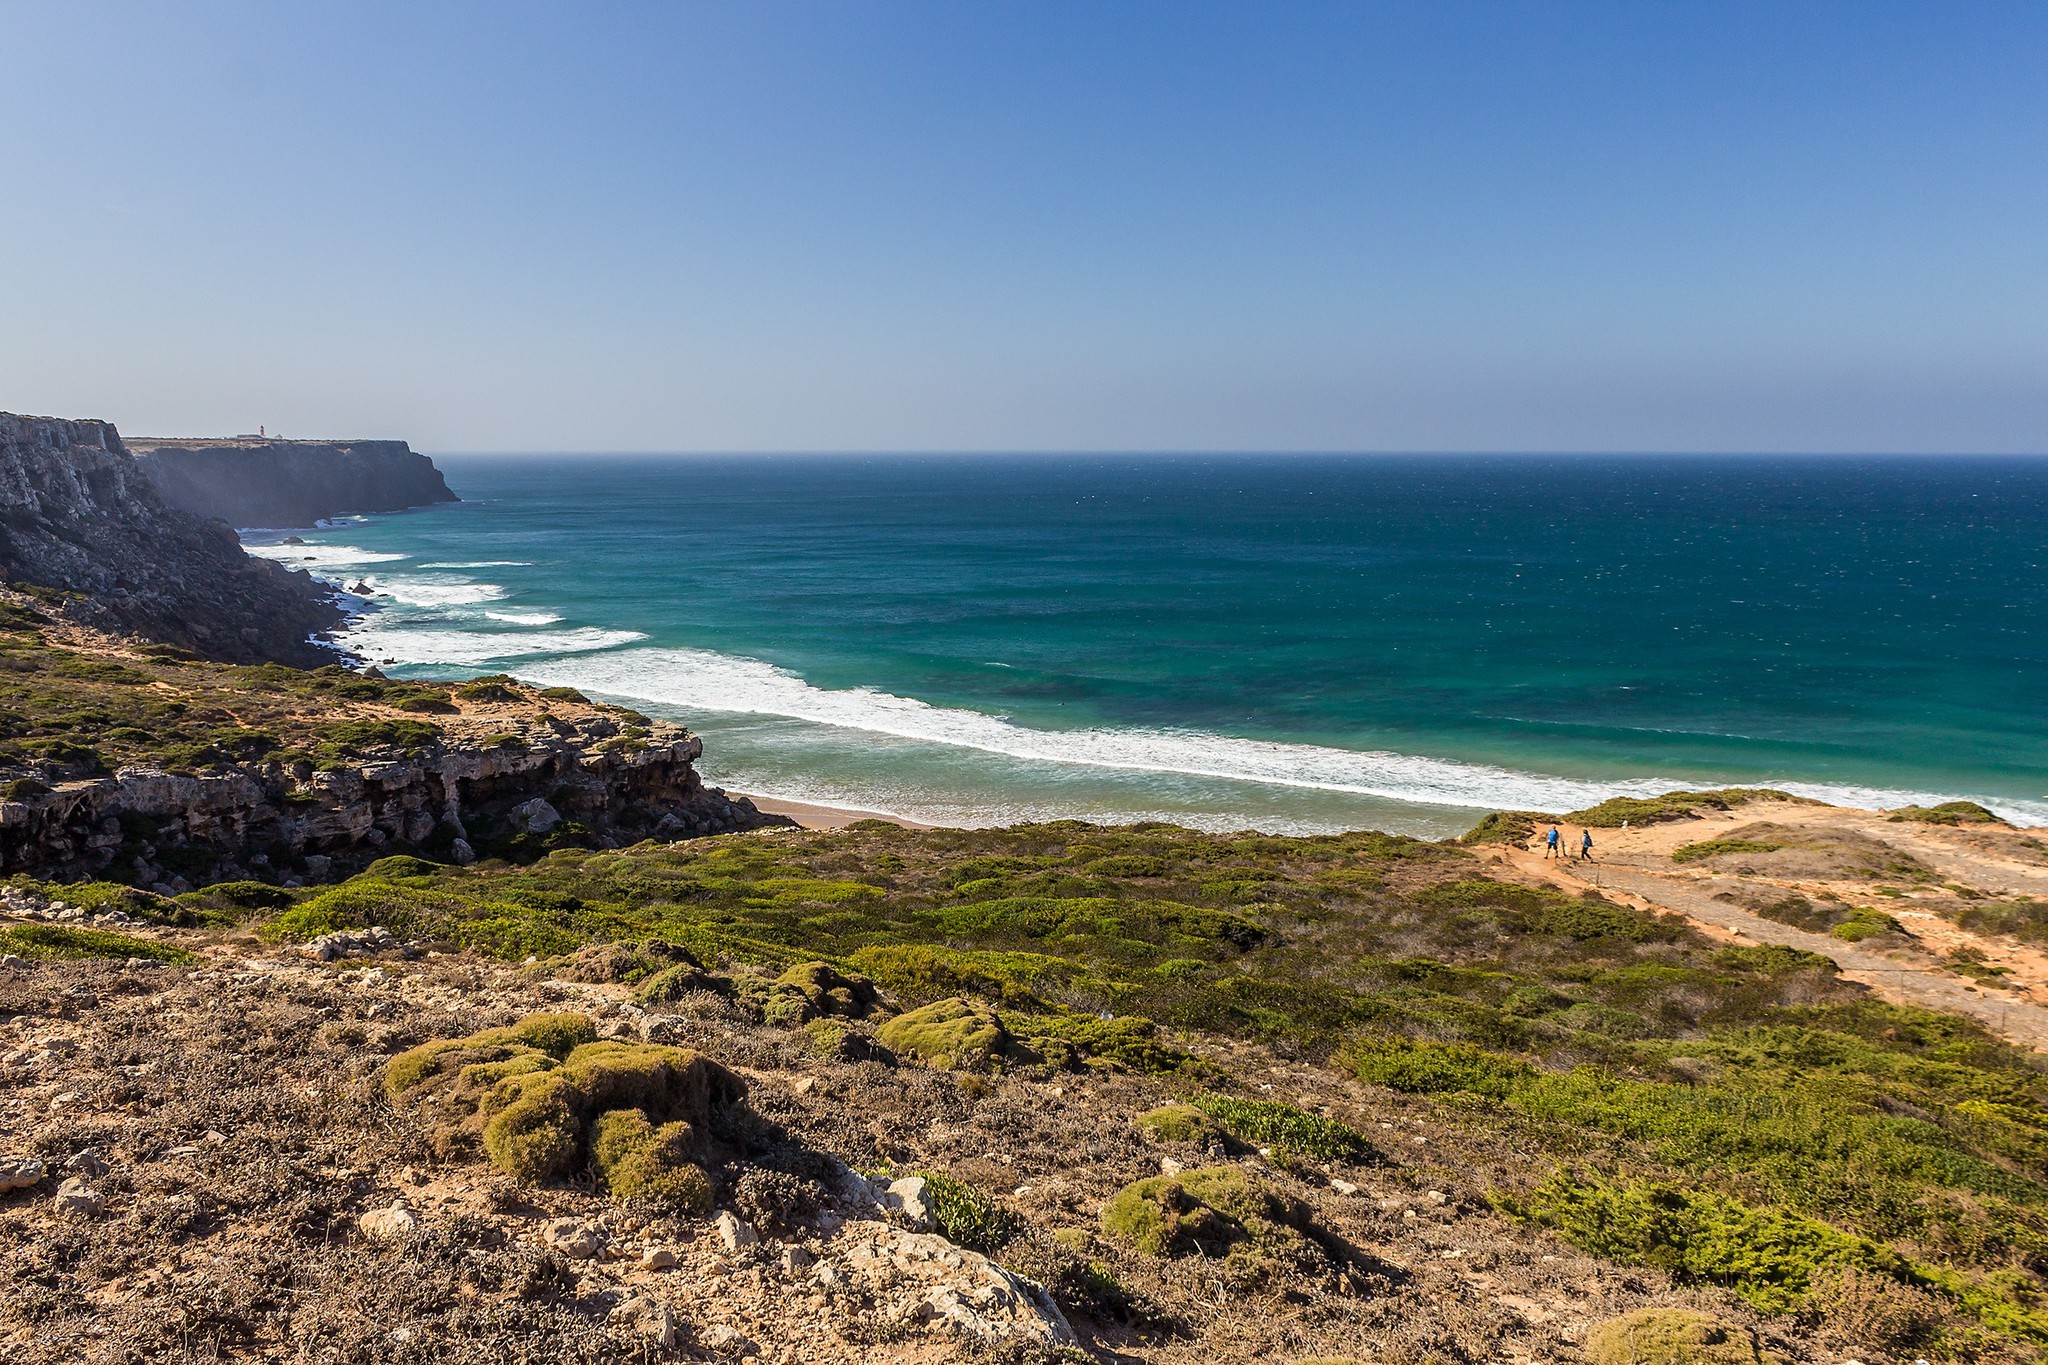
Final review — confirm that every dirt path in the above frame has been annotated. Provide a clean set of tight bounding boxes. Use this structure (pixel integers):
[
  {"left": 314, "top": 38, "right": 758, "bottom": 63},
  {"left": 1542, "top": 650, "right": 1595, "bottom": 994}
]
[{"left": 1485, "top": 817, "right": 2048, "bottom": 1051}]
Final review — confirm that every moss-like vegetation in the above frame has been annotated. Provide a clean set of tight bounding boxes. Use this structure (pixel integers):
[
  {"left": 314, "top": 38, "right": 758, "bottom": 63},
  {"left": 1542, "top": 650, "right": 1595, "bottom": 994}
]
[
  {"left": 1829, "top": 906, "right": 1902, "bottom": 942},
  {"left": 875, "top": 996, "right": 1013, "bottom": 1070},
  {"left": 1455, "top": 810, "right": 1541, "bottom": 845},
  {"left": 1565, "top": 789, "right": 1802, "bottom": 828},
  {"left": 1583, "top": 1308, "right": 1781, "bottom": 1365},
  {"left": 1889, "top": 801, "right": 2008, "bottom": 826},
  {"left": 1101, "top": 1166, "right": 1317, "bottom": 1261},
  {"left": 1671, "top": 838, "right": 1784, "bottom": 864},
  {"left": 383, "top": 1012, "right": 743, "bottom": 1212},
  {"left": 0, "top": 923, "right": 196, "bottom": 963},
  {"left": 1135, "top": 1102, "right": 1223, "bottom": 1146}
]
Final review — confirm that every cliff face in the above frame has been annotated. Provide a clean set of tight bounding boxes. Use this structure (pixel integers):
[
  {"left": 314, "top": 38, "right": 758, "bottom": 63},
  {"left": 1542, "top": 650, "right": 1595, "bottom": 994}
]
[
  {"left": 125, "top": 435, "right": 458, "bottom": 529},
  {"left": 0, "top": 718, "right": 779, "bottom": 890},
  {"left": 0, "top": 413, "right": 343, "bottom": 665}
]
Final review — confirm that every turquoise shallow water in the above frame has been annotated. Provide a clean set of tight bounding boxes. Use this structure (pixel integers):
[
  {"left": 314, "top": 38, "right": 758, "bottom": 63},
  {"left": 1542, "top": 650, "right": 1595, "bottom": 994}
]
[{"left": 246, "top": 454, "right": 2048, "bottom": 834}]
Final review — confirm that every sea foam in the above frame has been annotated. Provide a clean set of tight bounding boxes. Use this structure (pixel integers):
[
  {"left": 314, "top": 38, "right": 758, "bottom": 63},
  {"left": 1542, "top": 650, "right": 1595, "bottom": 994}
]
[
  {"left": 511, "top": 645, "right": 2048, "bottom": 822},
  {"left": 245, "top": 543, "right": 409, "bottom": 569},
  {"left": 361, "top": 578, "right": 509, "bottom": 608},
  {"left": 339, "top": 623, "right": 647, "bottom": 667}
]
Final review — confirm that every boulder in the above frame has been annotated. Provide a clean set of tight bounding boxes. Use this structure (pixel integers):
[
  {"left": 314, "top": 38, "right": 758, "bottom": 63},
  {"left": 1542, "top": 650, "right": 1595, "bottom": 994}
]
[
  {"left": 714, "top": 1209, "right": 759, "bottom": 1252},
  {"left": 542, "top": 1218, "right": 604, "bottom": 1259},
  {"left": 52, "top": 1177, "right": 101, "bottom": 1216},
  {"left": 510, "top": 798, "right": 562, "bottom": 835},
  {"left": 357, "top": 1204, "right": 419, "bottom": 1241}
]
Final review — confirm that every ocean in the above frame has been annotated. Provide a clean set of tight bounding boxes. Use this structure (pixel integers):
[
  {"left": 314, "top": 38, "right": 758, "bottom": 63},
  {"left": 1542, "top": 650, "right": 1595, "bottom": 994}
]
[{"left": 245, "top": 454, "right": 2048, "bottom": 835}]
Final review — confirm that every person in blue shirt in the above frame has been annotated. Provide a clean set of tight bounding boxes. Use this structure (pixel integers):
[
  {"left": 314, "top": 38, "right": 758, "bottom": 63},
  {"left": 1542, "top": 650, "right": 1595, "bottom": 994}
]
[
  {"left": 1580, "top": 829, "right": 1594, "bottom": 861},
  {"left": 1545, "top": 825, "right": 1561, "bottom": 859}
]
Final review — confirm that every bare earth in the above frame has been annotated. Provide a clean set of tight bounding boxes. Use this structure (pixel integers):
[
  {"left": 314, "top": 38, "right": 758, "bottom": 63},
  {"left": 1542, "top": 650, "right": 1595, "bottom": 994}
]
[{"left": 1484, "top": 800, "right": 2048, "bottom": 1050}]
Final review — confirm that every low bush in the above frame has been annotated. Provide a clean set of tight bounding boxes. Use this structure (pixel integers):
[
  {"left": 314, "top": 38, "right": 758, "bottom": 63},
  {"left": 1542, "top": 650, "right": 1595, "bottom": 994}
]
[
  {"left": 1190, "top": 1095, "right": 1376, "bottom": 1164},
  {"left": 0, "top": 923, "right": 195, "bottom": 963},
  {"left": 1672, "top": 838, "right": 1784, "bottom": 864},
  {"left": 1566, "top": 789, "right": 1799, "bottom": 828}
]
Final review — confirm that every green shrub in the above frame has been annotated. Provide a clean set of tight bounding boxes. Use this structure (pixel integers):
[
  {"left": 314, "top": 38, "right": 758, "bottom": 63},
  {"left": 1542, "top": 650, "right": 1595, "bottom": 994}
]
[
  {"left": 1190, "top": 1095, "right": 1376, "bottom": 1163},
  {"left": 1831, "top": 908, "right": 1901, "bottom": 942},
  {"left": 1457, "top": 811, "right": 1540, "bottom": 845},
  {"left": 875, "top": 997, "right": 1012, "bottom": 1070},
  {"left": 914, "top": 1170, "right": 1021, "bottom": 1252},
  {"left": 538, "top": 686, "right": 588, "bottom": 703},
  {"left": 592, "top": 1108, "right": 714, "bottom": 1212},
  {"left": 1672, "top": 838, "right": 1785, "bottom": 864},
  {"left": 1508, "top": 1170, "right": 1912, "bottom": 1314},
  {"left": 53, "top": 882, "right": 185, "bottom": 924},
  {"left": 1584, "top": 1308, "right": 1780, "bottom": 1365},
  {"left": 385, "top": 1016, "right": 742, "bottom": 1209},
  {"left": 1134, "top": 1102, "right": 1223, "bottom": 1146},
  {"left": 1100, "top": 1166, "right": 1312, "bottom": 1259},
  {"left": 1888, "top": 801, "right": 2006, "bottom": 826},
  {"left": 1338, "top": 1037, "right": 1534, "bottom": 1098},
  {"left": 1567, "top": 789, "right": 1800, "bottom": 828},
  {"left": 0, "top": 924, "right": 195, "bottom": 964}
]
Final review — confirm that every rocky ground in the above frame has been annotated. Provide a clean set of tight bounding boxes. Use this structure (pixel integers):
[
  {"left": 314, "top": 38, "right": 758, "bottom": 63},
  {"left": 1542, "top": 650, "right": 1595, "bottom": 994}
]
[{"left": 1, "top": 929, "right": 1784, "bottom": 1365}]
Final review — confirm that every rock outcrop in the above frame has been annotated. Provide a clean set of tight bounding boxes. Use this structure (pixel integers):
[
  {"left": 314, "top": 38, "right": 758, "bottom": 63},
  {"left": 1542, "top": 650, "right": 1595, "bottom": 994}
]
[
  {"left": 125, "top": 435, "right": 458, "bottom": 529},
  {"left": 0, "top": 718, "right": 782, "bottom": 889},
  {"left": 0, "top": 413, "right": 343, "bottom": 665}
]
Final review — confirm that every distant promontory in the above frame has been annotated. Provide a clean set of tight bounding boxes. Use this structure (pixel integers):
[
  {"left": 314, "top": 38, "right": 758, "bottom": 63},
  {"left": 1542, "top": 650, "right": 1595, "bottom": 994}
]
[{"left": 124, "top": 434, "right": 458, "bottom": 529}]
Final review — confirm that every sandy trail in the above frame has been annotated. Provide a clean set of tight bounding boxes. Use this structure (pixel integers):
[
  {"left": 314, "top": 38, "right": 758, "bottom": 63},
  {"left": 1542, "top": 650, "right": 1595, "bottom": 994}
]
[{"left": 1486, "top": 803, "right": 2048, "bottom": 1051}]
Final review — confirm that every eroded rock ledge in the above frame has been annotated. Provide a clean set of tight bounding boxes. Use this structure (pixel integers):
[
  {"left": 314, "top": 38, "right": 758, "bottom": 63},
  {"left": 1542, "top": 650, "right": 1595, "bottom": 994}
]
[{"left": 0, "top": 715, "right": 784, "bottom": 890}]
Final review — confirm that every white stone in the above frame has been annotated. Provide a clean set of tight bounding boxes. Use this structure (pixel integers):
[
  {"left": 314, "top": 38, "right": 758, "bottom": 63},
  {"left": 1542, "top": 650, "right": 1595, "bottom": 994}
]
[
  {"left": 640, "top": 1245, "right": 678, "bottom": 1270},
  {"left": 358, "top": 1204, "right": 418, "bottom": 1241},
  {"left": 609, "top": 1295, "right": 678, "bottom": 1348},
  {"left": 542, "top": 1218, "right": 604, "bottom": 1259},
  {"left": 53, "top": 1177, "right": 101, "bottom": 1215},
  {"left": 701, "top": 1324, "right": 749, "bottom": 1353},
  {"left": 779, "top": 1244, "right": 816, "bottom": 1275},
  {"left": 1330, "top": 1178, "right": 1359, "bottom": 1196},
  {"left": 887, "top": 1176, "right": 936, "bottom": 1232},
  {"left": 510, "top": 797, "right": 562, "bottom": 834},
  {"left": 713, "top": 1209, "right": 759, "bottom": 1251},
  {"left": 0, "top": 1157, "right": 44, "bottom": 1190}
]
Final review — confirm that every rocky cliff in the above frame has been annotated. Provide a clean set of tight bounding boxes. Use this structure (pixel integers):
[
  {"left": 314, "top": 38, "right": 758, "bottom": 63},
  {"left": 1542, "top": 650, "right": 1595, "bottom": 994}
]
[
  {"left": 125, "top": 435, "right": 458, "bottom": 529},
  {"left": 0, "top": 711, "right": 778, "bottom": 890},
  {"left": 0, "top": 413, "right": 342, "bottom": 665}
]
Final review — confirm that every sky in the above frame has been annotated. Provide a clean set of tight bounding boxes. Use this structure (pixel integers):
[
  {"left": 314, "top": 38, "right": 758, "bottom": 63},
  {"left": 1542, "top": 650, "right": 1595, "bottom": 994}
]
[{"left": 2, "top": 2, "right": 2045, "bottom": 453}]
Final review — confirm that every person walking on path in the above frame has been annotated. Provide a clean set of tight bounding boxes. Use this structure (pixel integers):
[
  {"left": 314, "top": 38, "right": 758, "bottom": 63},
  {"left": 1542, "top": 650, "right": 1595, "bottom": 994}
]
[
  {"left": 1580, "top": 829, "right": 1594, "bottom": 862},
  {"left": 1545, "top": 825, "right": 1561, "bottom": 859}
]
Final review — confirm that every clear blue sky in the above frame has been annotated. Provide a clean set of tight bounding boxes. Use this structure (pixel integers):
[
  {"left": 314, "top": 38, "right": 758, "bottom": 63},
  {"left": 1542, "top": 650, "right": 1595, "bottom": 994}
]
[{"left": 3, "top": 2, "right": 2044, "bottom": 452}]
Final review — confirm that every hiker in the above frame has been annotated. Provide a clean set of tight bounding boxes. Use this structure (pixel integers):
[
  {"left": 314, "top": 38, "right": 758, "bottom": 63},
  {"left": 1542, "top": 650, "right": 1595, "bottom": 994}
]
[
  {"left": 1545, "top": 825, "right": 1561, "bottom": 859},
  {"left": 1580, "top": 829, "right": 1594, "bottom": 861}
]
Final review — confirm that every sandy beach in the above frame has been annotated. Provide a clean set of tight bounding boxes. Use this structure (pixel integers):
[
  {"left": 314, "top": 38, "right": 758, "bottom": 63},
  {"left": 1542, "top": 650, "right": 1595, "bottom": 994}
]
[{"left": 737, "top": 793, "right": 934, "bottom": 830}]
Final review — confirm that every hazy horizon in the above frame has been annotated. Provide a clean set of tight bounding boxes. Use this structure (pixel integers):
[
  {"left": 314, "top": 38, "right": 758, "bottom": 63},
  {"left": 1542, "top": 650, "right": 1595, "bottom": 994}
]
[{"left": 5, "top": 3, "right": 2046, "bottom": 454}]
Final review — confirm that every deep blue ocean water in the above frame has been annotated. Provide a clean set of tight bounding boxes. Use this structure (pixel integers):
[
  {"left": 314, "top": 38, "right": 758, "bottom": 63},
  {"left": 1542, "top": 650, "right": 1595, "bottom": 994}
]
[{"left": 247, "top": 455, "right": 2048, "bottom": 835}]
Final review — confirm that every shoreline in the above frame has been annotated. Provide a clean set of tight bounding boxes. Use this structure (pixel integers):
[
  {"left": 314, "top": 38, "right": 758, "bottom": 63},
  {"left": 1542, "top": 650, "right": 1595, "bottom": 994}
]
[{"left": 735, "top": 792, "right": 936, "bottom": 831}]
